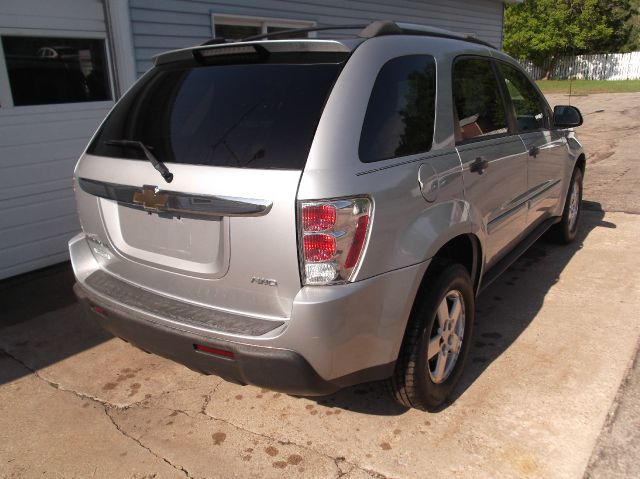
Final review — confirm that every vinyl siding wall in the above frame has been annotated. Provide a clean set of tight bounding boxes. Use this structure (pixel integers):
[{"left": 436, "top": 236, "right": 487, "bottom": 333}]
[{"left": 129, "top": 0, "right": 505, "bottom": 76}]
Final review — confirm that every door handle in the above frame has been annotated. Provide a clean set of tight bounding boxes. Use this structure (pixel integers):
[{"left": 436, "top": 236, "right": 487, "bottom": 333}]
[
  {"left": 470, "top": 156, "right": 489, "bottom": 175},
  {"left": 528, "top": 146, "right": 540, "bottom": 158}
]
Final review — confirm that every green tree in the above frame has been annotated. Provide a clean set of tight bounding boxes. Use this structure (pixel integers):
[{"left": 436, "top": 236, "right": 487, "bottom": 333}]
[
  {"left": 504, "top": 0, "right": 635, "bottom": 79},
  {"left": 622, "top": 0, "right": 640, "bottom": 51}
]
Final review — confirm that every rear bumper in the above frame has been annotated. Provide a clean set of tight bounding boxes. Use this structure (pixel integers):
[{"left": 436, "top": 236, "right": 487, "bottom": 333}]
[
  {"left": 70, "top": 233, "right": 428, "bottom": 395},
  {"left": 75, "top": 283, "right": 346, "bottom": 395}
]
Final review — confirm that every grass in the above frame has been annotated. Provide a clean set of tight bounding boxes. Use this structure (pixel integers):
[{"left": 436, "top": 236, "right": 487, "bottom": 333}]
[{"left": 535, "top": 79, "right": 640, "bottom": 95}]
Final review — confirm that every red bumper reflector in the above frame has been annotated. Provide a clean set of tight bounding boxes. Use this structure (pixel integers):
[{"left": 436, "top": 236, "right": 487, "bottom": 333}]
[
  {"left": 92, "top": 305, "right": 108, "bottom": 316},
  {"left": 194, "top": 344, "right": 235, "bottom": 359}
]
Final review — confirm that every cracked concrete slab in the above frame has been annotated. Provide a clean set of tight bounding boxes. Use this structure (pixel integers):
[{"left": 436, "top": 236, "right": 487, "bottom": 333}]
[
  {"left": 0, "top": 303, "right": 216, "bottom": 409},
  {"left": 0, "top": 354, "right": 182, "bottom": 479},
  {"left": 108, "top": 403, "right": 339, "bottom": 478}
]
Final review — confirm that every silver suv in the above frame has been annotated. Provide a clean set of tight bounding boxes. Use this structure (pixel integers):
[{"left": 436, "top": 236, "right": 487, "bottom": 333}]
[{"left": 70, "top": 21, "right": 585, "bottom": 410}]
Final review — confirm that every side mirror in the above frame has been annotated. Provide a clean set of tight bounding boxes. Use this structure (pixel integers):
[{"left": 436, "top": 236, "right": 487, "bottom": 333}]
[{"left": 553, "top": 105, "right": 583, "bottom": 128}]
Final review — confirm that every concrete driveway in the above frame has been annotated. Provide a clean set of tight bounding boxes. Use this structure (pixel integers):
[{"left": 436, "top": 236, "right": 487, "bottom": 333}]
[{"left": 1, "top": 93, "right": 639, "bottom": 479}]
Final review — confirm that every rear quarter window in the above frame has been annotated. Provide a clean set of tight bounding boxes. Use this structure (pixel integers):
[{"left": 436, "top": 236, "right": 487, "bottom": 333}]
[
  {"left": 87, "top": 60, "right": 343, "bottom": 170},
  {"left": 359, "top": 55, "right": 437, "bottom": 163}
]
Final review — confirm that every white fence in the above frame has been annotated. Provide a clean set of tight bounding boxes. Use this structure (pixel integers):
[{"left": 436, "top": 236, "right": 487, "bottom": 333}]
[{"left": 521, "top": 51, "right": 640, "bottom": 81}]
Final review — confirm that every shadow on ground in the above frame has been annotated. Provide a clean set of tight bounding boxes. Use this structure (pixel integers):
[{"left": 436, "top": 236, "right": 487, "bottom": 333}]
[
  {"left": 310, "top": 203, "right": 614, "bottom": 415},
  {"left": 0, "top": 262, "right": 112, "bottom": 385},
  {"left": 0, "top": 203, "right": 616, "bottom": 416}
]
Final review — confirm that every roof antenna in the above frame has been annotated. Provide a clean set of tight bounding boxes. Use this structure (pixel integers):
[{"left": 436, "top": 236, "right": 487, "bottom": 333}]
[{"left": 568, "top": 47, "right": 575, "bottom": 106}]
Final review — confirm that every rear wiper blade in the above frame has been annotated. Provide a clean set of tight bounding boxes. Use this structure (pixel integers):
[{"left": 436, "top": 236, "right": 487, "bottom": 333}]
[{"left": 105, "top": 139, "right": 174, "bottom": 183}]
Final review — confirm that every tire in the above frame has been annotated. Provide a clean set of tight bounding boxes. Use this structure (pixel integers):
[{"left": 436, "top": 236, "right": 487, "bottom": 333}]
[
  {"left": 550, "top": 167, "right": 583, "bottom": 244},
  {"left": 388, "top": 263, "right": 475, "bottom": 411}
]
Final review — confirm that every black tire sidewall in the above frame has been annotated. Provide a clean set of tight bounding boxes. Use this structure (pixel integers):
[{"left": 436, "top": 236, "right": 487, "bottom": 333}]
[
  {"left": 562, "top": 168, "right": 583, "bottom": 242},
  {"left": 412, "top": 264, "right": 475, "bottom": 408}
]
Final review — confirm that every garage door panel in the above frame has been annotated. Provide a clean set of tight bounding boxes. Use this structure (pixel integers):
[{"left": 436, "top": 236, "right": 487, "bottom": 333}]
[
  {"left": 0, "top": 251, "right": 71, "bottom": 279},
  {"left": 0, "top": 213, "right": 79, "bottom": 250},
  {"left": 0, "top": 141, "right": 84, "bottom": 169},
  {"left": 0, "top": 118, "right": 105, "bottom": 148},
  {"left": 0, "top": 0, "right": 104, "bottom": 23},
  {"left": 0, "top": 106, "right": 110, "bottom": 128},
  {"left": 0, "top": 178, "right": 74, "bottom": 204},
  {"left": 0, "top": 15, "right": 106, "bottom": 33},
  {"left": 0, "top": 233, "right": 75, "bottom": 273},
  {"left": 0, "top": 158, "right": 78, "bottom": 190},
  {"left": 0, "top": 187, "right": 75, "bottom": 212},
  {"left": 1, "top": 195, "right": 76, "bottom": 229}
]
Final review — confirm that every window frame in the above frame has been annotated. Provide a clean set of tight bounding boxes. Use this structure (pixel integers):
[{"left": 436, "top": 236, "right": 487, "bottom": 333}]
[
  {"left": 451, "top": 55, "right": 517, "bottom": 146},
  {"left": 494, "top": 59, "right": 553, "bottom": 134},
  {"left": 210, "top": 13, "right": 316, "bottom": 39},
  {"left": 0, "top": 28, "right": 116, "bottom": 111},
  {"left": 358, "top": 54, "right": 438, "bottom": 164}
]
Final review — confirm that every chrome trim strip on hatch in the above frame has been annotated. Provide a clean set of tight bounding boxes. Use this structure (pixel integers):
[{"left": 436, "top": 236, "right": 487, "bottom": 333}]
[{"left": 78, "top": 178, "right": 272, "bottom": 218}]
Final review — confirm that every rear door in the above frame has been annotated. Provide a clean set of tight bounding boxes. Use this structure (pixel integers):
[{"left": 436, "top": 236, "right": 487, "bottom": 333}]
[
  {"left": 74, "top": 46, "right": 347, "bottom": 319},
  {"left": 453, "top": 57, "right": 528, "bottom": 268},
  {"left": 497, "top": 62, "right": 568, "bottom": 228}
]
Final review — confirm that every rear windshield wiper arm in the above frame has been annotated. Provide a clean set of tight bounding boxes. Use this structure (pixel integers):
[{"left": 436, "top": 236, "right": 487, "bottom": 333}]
[{"left": 105, "top": 139, "right": 174, "bottom": 183}]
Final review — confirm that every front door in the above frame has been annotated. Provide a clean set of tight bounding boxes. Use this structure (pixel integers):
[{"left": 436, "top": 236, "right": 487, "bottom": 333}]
[
  {"left": 497, "top": 62, "right": 568, "bottom": 228},
  {"left": 452, "top": 57, "right": 528, "bottom": 268}
]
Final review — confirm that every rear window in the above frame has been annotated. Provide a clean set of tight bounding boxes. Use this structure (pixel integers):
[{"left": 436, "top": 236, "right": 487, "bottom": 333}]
[{"left": 87, "top": 60, "right": 343, "bottom": 169}]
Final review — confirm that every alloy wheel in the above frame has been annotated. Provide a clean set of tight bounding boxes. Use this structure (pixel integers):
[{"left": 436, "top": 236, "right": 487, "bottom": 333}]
[
  {"left": 428, "top": 289, "right": 466, "bottom": 384},
  {"left": 568, "top": 177, "right": 580, "bottom": 232}
]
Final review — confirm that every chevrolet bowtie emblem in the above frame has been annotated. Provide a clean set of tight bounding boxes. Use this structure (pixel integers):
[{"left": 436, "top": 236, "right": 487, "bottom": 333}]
[{"left": 133, "top": 185, "right": 168, "bottom": 212}]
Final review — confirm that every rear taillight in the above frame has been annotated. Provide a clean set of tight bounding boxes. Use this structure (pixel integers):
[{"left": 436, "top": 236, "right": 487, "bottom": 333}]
[{"left": 299, "top": 198, "right": 372, "bottom": 285}]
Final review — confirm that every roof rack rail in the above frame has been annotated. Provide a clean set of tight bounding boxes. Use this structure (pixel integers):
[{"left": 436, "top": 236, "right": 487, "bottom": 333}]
[
  {"left": 391, "top": 22, "right": 496, "bottom": 49},
  {"left": 197, "top": 20, "right": 495, "bottom": 49}
]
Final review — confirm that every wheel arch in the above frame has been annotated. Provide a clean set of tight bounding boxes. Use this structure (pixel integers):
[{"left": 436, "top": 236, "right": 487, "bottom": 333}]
[
  {"left": 575, "top": 153, "right": 586, "bottom": 174},
  {"left": 415, "top": 233, "right": 483, "bottom": 305}
]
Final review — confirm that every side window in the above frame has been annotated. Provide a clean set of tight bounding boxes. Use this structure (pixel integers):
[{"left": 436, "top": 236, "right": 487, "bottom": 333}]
[
  {"left": 452, "top": 58, "right": 508, "bottom": 142},
  {"left": 499, "top": 64, "right": 548, "bottom": 131},
  {"left": 359, "top": 55, "right": 436, "bottom": 163}
]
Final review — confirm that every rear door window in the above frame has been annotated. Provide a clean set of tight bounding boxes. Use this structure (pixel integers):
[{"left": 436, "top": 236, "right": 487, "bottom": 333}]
[
  {"left": 452, "top": 58, "right": 509, "bottom": 142},
  {"left": 88, "top": 59, "right": 343, "bottom": 170},
  {"left": 359, "top": 55, "right": 436, "bottom": 163}
]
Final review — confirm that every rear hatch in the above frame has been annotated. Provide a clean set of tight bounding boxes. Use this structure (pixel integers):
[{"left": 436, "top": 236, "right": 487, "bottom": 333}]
[{"left": 74, "top": 41, "right": 349, "bottom": 320}]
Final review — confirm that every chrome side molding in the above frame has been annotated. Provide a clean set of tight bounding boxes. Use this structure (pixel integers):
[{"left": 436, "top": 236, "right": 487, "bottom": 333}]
[{"left": 78, "top": 178, "right": 272, "bottom": 217}]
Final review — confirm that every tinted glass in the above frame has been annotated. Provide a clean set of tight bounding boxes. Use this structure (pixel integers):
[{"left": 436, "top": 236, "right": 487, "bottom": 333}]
[
  {"left": 500, "top": 64, "right": 548, "bottom": 131},
  {"left": 359, "top": 55, "right": 436, "bottom": 163},
  {"left": 453, "top": 58, "right": 508, "bottom": 141},
  {"left": 215, "top": 24, "right": 261, "bottom": 40},
  {"left": 2, "top": 36, "right": 111, "bottom": 106},
  {"left": 88, "top": 61, "right": 342, "bottom": 169}
]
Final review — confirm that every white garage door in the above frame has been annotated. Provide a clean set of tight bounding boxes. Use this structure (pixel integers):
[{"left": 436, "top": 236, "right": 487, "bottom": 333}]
[{"left": 0, "top": 0, "right": 114, "bottom": 279}]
